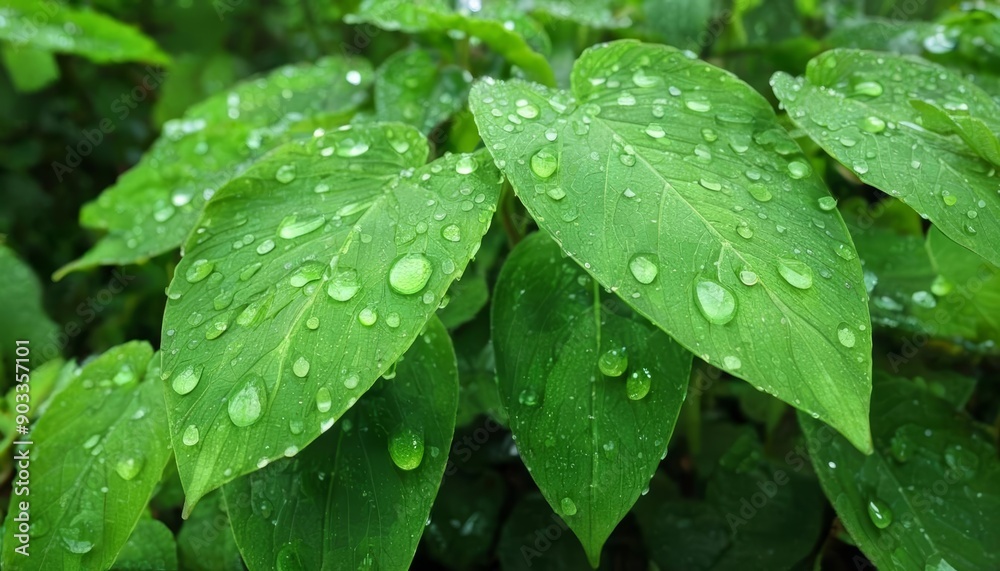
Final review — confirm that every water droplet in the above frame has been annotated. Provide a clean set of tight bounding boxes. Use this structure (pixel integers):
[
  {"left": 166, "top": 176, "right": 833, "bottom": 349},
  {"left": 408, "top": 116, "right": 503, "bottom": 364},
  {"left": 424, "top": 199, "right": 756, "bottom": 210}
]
[
  {"left": 315, "top": 387, "right": 332, "bottom": 412},
  {"left": 389, "top": 253, "right": 433, "bottom": 295},
  {"left": 515, "top": 102, "right": 539, "bottom": 119},
  {"left": 695, "top": 279, "right": 737, "bottom": 325},
  {"left": 862, "top": 116, "right": 886, "bottom": 133},
  {"left": 598, "top": 348, "right": 628, "bottom": 377},
  {"left": 736, "top": 222, "right": 754, "bottom": 239},
  {"left": 911, "top": 290, "right": 936, "bottom": 308},
  {"left": 292, "top": 356, "right": 310, "bottom": 378},
  {"left": 327, "top": 270, "right": 361, "bottom": 301},
  {"left": 739, "top": 269, "right": 758, "bottom": 286},
  {"left": 699, "top": 178, "right": 722, "bottom": 191},
  {"left": 115, "top": 455, "right": 144, "bottom": 481},
  {"left": 560, "top": 497, "right": 578, "bottom": 516},
  {"left": 629, "top": 254, "right": 659, "bottom": 284},
  {"left": 278, "top": 213, "right": 325, "bottom": 239},
  {"left": 518, "top": 388, "right": 540, "bottom": 406},
  {"left": 441, "top": 224, "right": 461, "bottom": 242},
  {"left": 182, "top": 424, "right": 200, "bottom": 446},
  {"left": 172, "top": 365, "right": 203, "bottom": 395},
  {"left": 389, "top": 427, "right": 424, "bottom": 471},
  {"left": 723, "top": 355, "right": 742, "bottom": 370},
  {"left": 835, "top": 243, "right": 856, "bottom": 260},
  {"left": 546, "top": 187, "right": 566, "bottom": 200},
  {"left": 685, "top": 100, "right": 711, "bottom": 113},
  {"left": 748, "top": 184, "right": 772, "bottom": 202},
  {"left": 306, "top": 316, "right": 320, "bottom": 329},
  {"left": 455, "top": 156, "right": 478, "bottom": 175},
  {"left": 787, "top": 160, "right": 810, "bottom": 179},
  {"left": 358, "top": 307, "right": 378, "bottom": 326},
  {"left": 256, "top": 239, "right": 275, "bottom": 255},
  {"left": 343, "top": 374, "right": 360, "bottom": 389},
  {"left": 777, "top": 258, "right": 814, "bottom": 290},
  {"left": 644, "top": 124, "right": 666, "bottom": 139},
  {"left": 185, "top": 259, "right": 214, "bottom": 283},
  {"left": 228, "top": 374, "right": 266, "bottom": 427},
  {"left": 337, "top": 139, "right": 370, "bottom": 157},
  {"left": 530, "top": 150, "right": 558, "bottom": 179},
  {"left": 867, "top": 499, "right": 893, "bottom": 529},
  {"left": 837, "top": 323, "right": 856, "bottom": 348},
  {"left": 275, "top": 164, "right": 296, "bottom": 183},
  {"left": 627, "top": 369, "right": 652, "bottom": 400},
  {"left": 818, "top": 196, "right": 838, "bottom": 211},
  {"left": 386, "top": 312, "right": 401, "bottom": 328}
]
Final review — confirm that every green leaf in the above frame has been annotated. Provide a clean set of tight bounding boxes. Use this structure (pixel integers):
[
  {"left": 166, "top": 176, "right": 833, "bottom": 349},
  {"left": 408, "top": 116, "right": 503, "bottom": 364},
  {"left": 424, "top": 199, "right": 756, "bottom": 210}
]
[
  {"left": 176, "top": 491, "right": 243, "bottom": 571},
  {"left": 498, "top": 494, "right": 591, "bottom": 570},
  {"left": 0, "top": 342, "right": 172, "bottom": 570},
  {"left": 425, "top": 469, "right": 506, "bottom": 568},
  {"left": 0, "top": 0, "right": 169, "bottom": 65},
  {"left": 634, "top": 437, "right": 825, "bottom": 571},
  {"left": 799, "top": 375, "right": 1000, "bottom": 570},
  {"left": 225, "top": 317, "right": 458, "bottom": 571},
  {"left": 471, "top": 39, "right": 874, "bottom": 452},
  {"left": 160, "top": 123, "right": 500, "bottom": 511},
  {"left": 926, "top": 226, "right": 1000, "bottom": 342},
  {"left": 771, "top": 49, "right": 1000, "bottom": 267},
  {"left": 0, "top": 43, "right": 59, "bottom": 92},
  {"left": 0, "top": 245, "right": 58, "bottom": 365},
  {"left": 111, "top": 518, "right": 178, "bottom": 571},
  {"left": 493, "top": 232, "right": 691, "bottom": 565},
  {"left": 59, "top": 56, "right": 372, "bottom": 278},
  {"left": 346, "top": 0, "right": 555, "bottom": 86},
  {"left": 375, "top": 48, "right": 471, "bottom": 135},
  {"left": 524, "top": 0, "right": 630, "bottom": 28}
]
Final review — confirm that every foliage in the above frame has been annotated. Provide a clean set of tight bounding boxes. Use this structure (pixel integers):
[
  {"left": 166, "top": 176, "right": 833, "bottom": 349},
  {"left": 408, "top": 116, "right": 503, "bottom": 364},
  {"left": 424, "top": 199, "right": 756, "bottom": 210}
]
[{"left": 1, "top": 0, "right": 998, "bottom": 569}]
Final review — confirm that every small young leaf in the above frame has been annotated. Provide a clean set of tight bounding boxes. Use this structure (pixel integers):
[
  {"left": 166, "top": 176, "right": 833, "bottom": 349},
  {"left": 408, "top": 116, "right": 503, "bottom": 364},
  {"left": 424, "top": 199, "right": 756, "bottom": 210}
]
[
  {"left": 375, "top": 48, "right": 471, "bottom": 135},
  {"left": 346, "top": 0, "right": 555, "bottom": 85},
  {"left": 0, "top": 342, "right": 171, "bottom": 570},
  {"left": 470, "top": 40, "right": 873, "bottom": 452},
  {"left": 59, "top": 56, "right": 372, "bottom": 277},
  {"left": 0, "top": 0, "right": 169, "bottom": 65},
  {"left": 225, "top": 317, "right": 458, "bottom": 571},
  {"left": 160, "top": 123, "right": 500, "bottom": 511},
  {"left": 799, "top": 375, "right": 1000, "bottom": 570},
  {"left": 771, "top": 49, "right": 1000, "bottom": 266},
  {"left": 493, "top": 232, "right": 692, "bottom": 565}
]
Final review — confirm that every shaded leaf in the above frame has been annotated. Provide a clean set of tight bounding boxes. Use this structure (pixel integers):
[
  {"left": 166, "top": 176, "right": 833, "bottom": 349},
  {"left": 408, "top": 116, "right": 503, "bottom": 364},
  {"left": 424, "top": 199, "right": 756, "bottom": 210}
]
[
  {"left": 60, "top": 56, "right": 372, "bottom": 277},
  {"left": 111, "top": 518, "right": 178, "bottom": 570},
  {"left": 771, "top": 49, "right": 1000, "bottom": 267},
  {"left": 225, "top": 317, "right": 458, "bottom": 571},
  {"left": 471, "top": 39, "right": 873, "bottom": 451},
  {"left": 346, "top": 0, "right": 555, "bottom": 85},
  {"left": 0, "top": 245, "right": 58, "bottom": 365},
  {"left": 425, "top": 469, "right": 506, "bottom": 569},
  {"left": 0, "top": 0, "right": 169, "bottom": 64},
  {"left": 160, "top": 123, "right": 500, "bottom": 510},
  {"left": 375, "top": 48, "right": 471, "bottom": 135},
  {"left": 0, "top": 342, "right": 171, "bottom": 570},
  {"left": 799, "top": 375, "right": 1000, "bottom": 570},
  {"left": 0, "top": 43, "right": 59, "bottom": 92},
  {"left": 497, "top": 494, "right": 590, "bottom": 571},
  {"left": 176, "top": 491, "right": 244, "bottom": 571},
  {"left": 493, "top": 232, "right": 691, "bottom": 564}
]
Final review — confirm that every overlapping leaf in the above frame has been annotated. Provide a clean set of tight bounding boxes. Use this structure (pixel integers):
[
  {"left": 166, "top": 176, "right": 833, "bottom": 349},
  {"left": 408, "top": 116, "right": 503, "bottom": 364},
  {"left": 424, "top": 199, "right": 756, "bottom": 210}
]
[
  {"left": 0, "top": 0, "right": 169, "bottom": 64},
  {"left": 0, "top": 342, "right": 171, "bottom": 570},
  {"left": 346, "top": 0, "right": 555, "bottom": 85},
  {"left": 160, "top": 123, "right": 500, "bottom": 510},
  {"left": 771, "top": 49, "right": 1000, "bottom": 266},
  {"left": 471, "top": 40, "right": 873, "bottom": 451},
  {"left": 59, "top": 56, "right": 372, "bottom": 277},
  {"left": 375, "top": 48, "right": 471, "bottom": 135},
  {"left": 0, "top": 245, "right": 58, "bottom": 365},
  {"left": 493, "top": 232, "right": 691, "bottom": 564},
  {"left": 225, "top": 317, "right": 458, "bottom": 571},
  {"left": 800, "top": 375, "right": 1000, "bottom": 570},
  {"left": 112, "top": 518, "right": 178, "bottom": 570}
]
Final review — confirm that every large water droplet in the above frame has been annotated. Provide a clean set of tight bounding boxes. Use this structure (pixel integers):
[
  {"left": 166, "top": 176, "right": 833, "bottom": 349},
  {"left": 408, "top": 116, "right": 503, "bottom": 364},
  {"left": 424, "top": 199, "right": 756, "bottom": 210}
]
[
  {"left": 115, "top": 454, "right": 144, "bottom": 481},
  {"left": 867, "top": 499, "right": 893, "bottom": 529},
  {"left": 228, "top": 374, "right": 267, "bottom": 427},
  {"left": 278, "top": 213, "right": 325, "bottom": 239},
  {"left": 172, "top": 365, "right": 203, "bottom": 395},
  {"left": 837, "top": 323, "right": 856, "bottom": 348},
  {"left": 818, "top": 196, "right": 838, "bottom": 211},
  {"left": 627, "top": 369, "right": 652, "bottom": 400},
  {"left": 777, "top": 258, "right": 814, "bottom": 290},
  {"left": 695, "top": 279, "right": 737, "bottom": 325},
  {"left": 182, "top": 424, "right": 200, "bottom": 446},
  {"left": 629, "top": 254, "right": 659, "bottom": 284},
  {"left": 560, "top": 497, "right": 578, "bottom": 516},
  {"left": 441, "top": 224, "right": 461, "bottom": 242},
  {"left": 389, "top": 427, "right": 425, "bottom": 471},
  {"left": 275, "top": 164, "right": 296, "bottom": 183},
  {"left": 862, "top": 116, "right": 886, "bottom": 133},
  {"left": 315, "top": 387, "right": 332, "bottom": 412},
  {"left": 598, "top": 348, "right": 628, "bottom": 377},
  {"left": 327, "top": 270, "right": 361, "bottom": 301},
  {"left": 518, "top": 388, "right": 540, "bottom": 406},
  {"left": 292, "top": 356, "right": 310, "bottom": 378},
  {"left": 389, "top": 253, "right": 433, "bottom": 295},
  {"left": 185, "top": 259, "right": 214, "bottom": 283},
  {"left": 530, "top": 149, "right": 558, "bottom": 179},
  {"left": 455, "top": 156, "right": 478, "bottom": 175}
]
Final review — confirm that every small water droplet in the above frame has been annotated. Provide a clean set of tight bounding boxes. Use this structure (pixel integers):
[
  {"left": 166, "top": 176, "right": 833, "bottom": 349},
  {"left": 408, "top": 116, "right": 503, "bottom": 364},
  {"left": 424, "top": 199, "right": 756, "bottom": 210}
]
[
  {"left": 292, "top": 356, "right": 310, "bottom": 378},
  {"left": 455, "top": 156, "right": 478, "bottom": 175},
  {"left": 837, "top": 323, "right": 856, "bottom": 348},
  {"left": 598, "top": 348, "right": 628, "bottom": 377},
  {"left": 628, "top": 254, "right": 659, "bottom": 284},
  {"left": 115, "top": 454, "right": 144, "bottom": 481},
  {"left": 182, "top": 424, "right": 200, "bottom": 446},
  {"left": 172, "top": 365, "right": 203, "bottom": 395},
  {"left": 560, "top": 497, "right": 578, "bottom": 516},
  {"left": 626, "top": 368, "right": 652, "bottom": 400},
  {"left": 228, "top": 374, "right": 266, "bottom": 427},
  {"left": 389, "top": 254, "right": 433, "bottom": 295},
  {"left": 695, "top": 279, "right": 737, "bottom": 325},
  {"left": 185, "top": 259, "right": 214, "bottom": 283},
  {"left": 327, "top": 270, "right": 361, "bottom": 301},
  {"left": 867, "top": 499, "right": 893, "bottom": 529},
  {"left": 777, "top": 257, "right": 814, "bottom": 290},
  {"left": 818, "top": 196, "right": 838, "bottom": 211},
  {"left": 389, "top": 427, "right": 425, "bottom": 471}
]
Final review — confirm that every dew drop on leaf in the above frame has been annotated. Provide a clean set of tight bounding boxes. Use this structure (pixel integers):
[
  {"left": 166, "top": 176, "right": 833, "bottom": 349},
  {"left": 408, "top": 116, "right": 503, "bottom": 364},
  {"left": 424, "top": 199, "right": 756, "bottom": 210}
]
[
  {"left": 172, "top": 365, "right": 203, "bottom": 395},
  {"left": 388, "top": 253, "right": 433, "bottom": 295},
  {"left": 185, "top": 259, "right": 214, "bottom": 283},
  {"left": 389, "top": 427, "right": 424, "bottom": 471},
  {"left": 228, "top": 374, "right": 267, "bottom": 427},
  {"left": 626, "top": 369, "right": 652, "bottom": 400},
  {"left": 598, "top": 348, "right": 628, "bottom": 377},
  {"left": 694, "top": 279, "right": 737, "bottom": 324},
  {"left": 530, "top": 149, "right": 558, "bottom": 179},
  {"left": 837, "top": 323, "right": 856, "bottom": 348},
  {"left": 327, "top": 270, "right": 361, "bottom": 301},
  {"left": 560, "top": 497, "right": 578, "bottom": 516},
  {"left": 867, "top": 499, "right": 893, "bottom": 529},
  {"left": 777, "top": 258, "right": 814, "bottom": 290},
  {"left": 182, "top": 424, "right": 200, "bottom": 446},
  {"left": 629, "top": 254, "right": 659, "bottom": 284}
]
